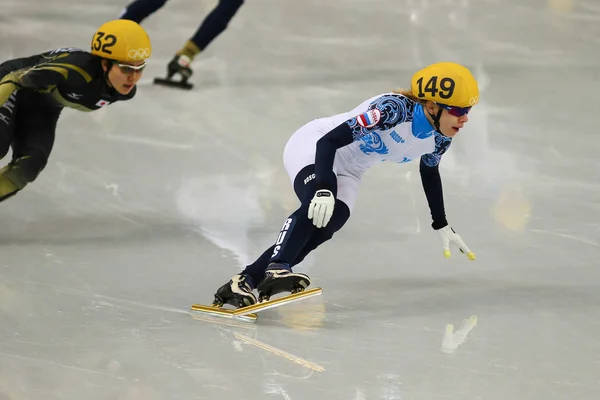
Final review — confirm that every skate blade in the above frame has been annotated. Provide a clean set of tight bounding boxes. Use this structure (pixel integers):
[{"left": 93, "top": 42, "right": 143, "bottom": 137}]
[
  {"left": 233, "top": 288, "right": 323, "bottom": 317},
  {"left": 153, "top": 77, "right": 194, "bottom": 90},
  {"left": 190, "top": 304, "right": 257, "bottom": 322}
]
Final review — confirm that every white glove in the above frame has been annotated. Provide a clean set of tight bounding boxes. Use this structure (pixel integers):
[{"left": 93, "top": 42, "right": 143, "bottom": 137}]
[
  {"left": 438, "top": 226, "right": 476, "bottom": 260},
  {"left": 308, "top": 189, "right": 335, "bottom": 228}
]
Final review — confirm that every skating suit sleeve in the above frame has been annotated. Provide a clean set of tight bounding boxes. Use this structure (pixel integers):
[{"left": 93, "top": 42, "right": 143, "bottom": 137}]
[
  {"left": 345, "top": 94, "right": 413, "bottom": 139},
  {"left": 315, "top": 94, "right": 413, "bottom": 191},
  {"left": 0, "top": 52, "right": 51, "bottom": 107},
  {"left": 0, "top": 48, "right": 135, "bottom": 112},
  {"left": 419, "top": 133, "right": 452, "bottom": 229}
]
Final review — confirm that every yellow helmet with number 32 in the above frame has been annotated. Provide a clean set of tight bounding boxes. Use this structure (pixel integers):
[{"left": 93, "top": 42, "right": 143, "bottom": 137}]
[
  {"left": 410, "top": 62, "right": 479, "bottom": 108},
  {"left": 91, "top": 20, "right": 152, "bottom": 63}
]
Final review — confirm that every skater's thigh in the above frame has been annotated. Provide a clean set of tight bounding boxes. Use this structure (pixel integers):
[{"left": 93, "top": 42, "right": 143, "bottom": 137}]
[
  {"left": 292, "top": 164, "right": 359, "bottom": 212},
  {"left": 292, "top": 164, "right": 337, "bottom": 205},
  {"left": 336, "top": 174, "right": 360, "bottom": 213},
  {"left": 283, "top": 121, "right": 334, "bottom": 186},
  {"left": 12, "top": 106, "right": 59, "bottom": 165}
]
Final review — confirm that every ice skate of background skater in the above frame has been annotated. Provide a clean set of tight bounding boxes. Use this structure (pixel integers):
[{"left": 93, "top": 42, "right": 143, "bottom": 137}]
[
  {"left": 192, "top": 62, "right": 479, "bottom": 320},
  {"left": 0, "top": 20, "right": 151, "bottom": 203},
  {"left": 119, "top": 0, "right": 244, "bottom": 89}
]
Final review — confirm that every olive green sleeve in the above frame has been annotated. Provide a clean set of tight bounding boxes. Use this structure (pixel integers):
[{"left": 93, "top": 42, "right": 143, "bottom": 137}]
[
  {"left": 0, "top": 75, "right": 18, "bottom": 109},
  {"left": 0, "top": 51, "right": 95, "bottom": 109}
]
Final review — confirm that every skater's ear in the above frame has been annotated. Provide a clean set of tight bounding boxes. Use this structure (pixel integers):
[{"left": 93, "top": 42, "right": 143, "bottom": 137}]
[
  {"left": 423, "top": 100, "right": 439, "bottom": 114},
  {"left": 100, "top": 59, "right": 112, "bottom": 73}
]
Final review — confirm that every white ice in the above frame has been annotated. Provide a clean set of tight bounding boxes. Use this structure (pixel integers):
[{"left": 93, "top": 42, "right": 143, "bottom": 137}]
[{"left": 1, "top": 0, "right": 599, "bottom": 399}]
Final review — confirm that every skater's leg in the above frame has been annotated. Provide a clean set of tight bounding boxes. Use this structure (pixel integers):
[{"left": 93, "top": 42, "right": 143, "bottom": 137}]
[
  {"left": 243, "top": 167, "right": 355, "bottom": 280},
  {"left": 240, "top": 204, "right": 320, "bottom": 299},
  {"left": 290, "top": 173, "right": 357, "bottom": 266},
  {"left": 255, "top": 200, "right": 350, "bottom": 299},
  {"left": 290, "top": 199, "right": 350, "bottom": 267},
  {"left": 119, "top": 0, "right": 168, "bottom": 23},
  {"left": 0, "top": 93, "right": 58, "bottom": 203},
  {"left": 183, "top": 0, "right": 245, "bottom": 56},
  {"left": 242, "top": 244, "right": 276, "bottom": 286},
  {"left": 241, "top": 199, "right": 349, "bottom": 286},
  {"left": 269, "top": 165, "right": 337, "bottom": 264},
  {"left": 256, "top": 170, "right": 360, "bottom": 298},
  {"left": 158, "top": 0, "right": 245, "bottom": 86},
  {"left": 241, "top": 164, "right": 335, "bottom": 277}
]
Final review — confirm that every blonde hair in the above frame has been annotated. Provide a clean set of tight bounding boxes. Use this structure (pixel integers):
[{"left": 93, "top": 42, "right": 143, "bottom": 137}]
[{"left": 392, "top": 88, "right": 427, "bottom": 104}]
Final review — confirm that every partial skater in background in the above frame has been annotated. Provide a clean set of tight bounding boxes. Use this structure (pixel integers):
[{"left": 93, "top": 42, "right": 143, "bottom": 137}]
[{"left": 119, "top": 0, "right": 244, "bottom": 89}]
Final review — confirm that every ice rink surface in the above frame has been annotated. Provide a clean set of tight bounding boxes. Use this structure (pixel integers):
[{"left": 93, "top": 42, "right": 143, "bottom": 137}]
[{"left": 1, "top": 0, "right": 599, "bottom": 398}]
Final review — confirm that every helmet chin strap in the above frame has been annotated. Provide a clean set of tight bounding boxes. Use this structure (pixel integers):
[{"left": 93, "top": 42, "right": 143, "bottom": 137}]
[{"left": 427, "top": 107, "right": 444, "bottom": 134}]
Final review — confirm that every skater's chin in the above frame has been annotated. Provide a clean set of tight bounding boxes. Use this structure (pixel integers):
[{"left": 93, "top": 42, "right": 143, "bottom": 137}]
[{"left": 118, "top": 83, "right": 135, "bottom": 94}]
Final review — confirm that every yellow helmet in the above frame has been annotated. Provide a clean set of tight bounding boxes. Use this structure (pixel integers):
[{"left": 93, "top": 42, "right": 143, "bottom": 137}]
[
  {"left": 91, "top": 20, "right": 152, "bottom": 62},
  {"left": 410, "top": 62, "right": 479, "bottom": 108}
]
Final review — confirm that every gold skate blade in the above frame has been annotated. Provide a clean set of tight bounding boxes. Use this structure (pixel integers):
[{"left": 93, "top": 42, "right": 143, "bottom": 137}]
[
  {"left": 190, "top": 304, "right": 257, "bottom": 322},
  {"left": 233, "top": 288, "right": 323, "bottom": 317}
]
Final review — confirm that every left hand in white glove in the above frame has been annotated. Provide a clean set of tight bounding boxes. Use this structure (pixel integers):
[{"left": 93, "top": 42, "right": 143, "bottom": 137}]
[
  {"left": 438, "top": 226, "right": 476, "bottom": 260},
  {"left": 307, "top": 189, "right": 335, "bottom": 228}
]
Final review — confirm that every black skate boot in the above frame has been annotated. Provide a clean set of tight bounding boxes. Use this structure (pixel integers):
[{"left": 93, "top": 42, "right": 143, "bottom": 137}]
[
  {"left": 213, "top": 274, "right": 257, "bottom": 309},
  {"left": 153, "top": 54, "right": 194, "bottom": 90},
  {"left": 256, "top": 263, "right": 311, "bottom": 302}
]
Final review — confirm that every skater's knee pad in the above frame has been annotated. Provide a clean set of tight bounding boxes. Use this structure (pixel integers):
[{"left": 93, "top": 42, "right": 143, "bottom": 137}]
[
  {"left": 293, "top": 165, "right": 338, "bottom": 203},
  {"left": 4, "top": 149, "right": 49, "bottom": 189}
]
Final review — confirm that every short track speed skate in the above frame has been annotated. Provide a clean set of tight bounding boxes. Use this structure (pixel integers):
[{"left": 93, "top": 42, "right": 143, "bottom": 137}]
[
  {"left": 190, "top": 269, "right": 322, "bottom": 323},
  {"left": 153, "top": 54, "right": 194, "bottom": 90},
  {"left": 256, "top": 266, "right": 311, "bottom": 302},
  {"left": 191, "top": 274, "right": 258, "bottom": 322}
]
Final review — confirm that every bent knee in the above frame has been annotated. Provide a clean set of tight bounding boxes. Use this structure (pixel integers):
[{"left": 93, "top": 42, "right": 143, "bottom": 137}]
[{"left": 5, "top": 150, "right": 49, "bottom": 188}]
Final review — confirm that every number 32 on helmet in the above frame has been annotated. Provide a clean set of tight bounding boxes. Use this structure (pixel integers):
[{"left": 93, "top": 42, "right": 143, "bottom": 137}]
[{"left": 91, "top": 19, "right": 152, "bottom": 63}]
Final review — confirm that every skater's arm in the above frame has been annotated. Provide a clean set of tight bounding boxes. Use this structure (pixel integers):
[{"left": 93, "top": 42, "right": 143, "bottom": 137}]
[
  {"left": 0, "top": 52, "right": 92, "bottom": 107},
  {"left": 419, "top": 135, "right": 452, "bottom": 230},
  {"left": 346, "top": 94, "right": 414, "bottom": 137},
  {"left": 0, "top": 67, "right": 66, "bottom": 107},
  {"left": 0, "top": 80, "right": 17, "bottom": 109},
  {"left": 0, "top": 54, "right": 48, "bottom": 107},
  {"left": 419, "top": 160, "right": 447, "bottom": 229},
  {"left": 314, "top": 123, "right": 354, "bottom": 191}
]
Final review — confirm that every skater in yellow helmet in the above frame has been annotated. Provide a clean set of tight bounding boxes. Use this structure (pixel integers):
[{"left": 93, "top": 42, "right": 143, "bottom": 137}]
[
  {"left": 211, "top": 62, "right": 479, "bottom": 309},
  {"left": 408, "top": 62, "right": 479, "bottom": 134},
  {"left": 90, "top": 19, "right": 152, "bottom": 94},
  {"left": 0, "top": 20, "right": 151, "bottom": 203}
]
